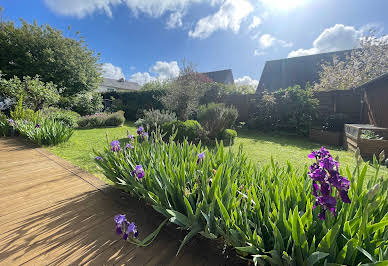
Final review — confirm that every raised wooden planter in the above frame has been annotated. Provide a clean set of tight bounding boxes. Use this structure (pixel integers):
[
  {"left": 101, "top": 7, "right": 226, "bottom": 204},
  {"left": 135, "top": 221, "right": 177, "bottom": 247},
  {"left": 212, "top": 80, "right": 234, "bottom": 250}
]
[
  {"left": 309, "top": 128, "right": 343, "bottom": 146},
  {"left": 344, "top": 124, "right": 388, "bottom": 159}
]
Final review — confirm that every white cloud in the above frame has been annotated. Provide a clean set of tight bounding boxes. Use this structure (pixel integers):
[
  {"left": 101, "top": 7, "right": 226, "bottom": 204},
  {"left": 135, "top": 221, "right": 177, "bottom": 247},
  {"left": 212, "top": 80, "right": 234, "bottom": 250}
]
[
  {"left": 254, "top": 49, "right": 266, "bottom": 56},
  {"left": 150, "top": 61, "right": 180, "bottom": 79},
  {"left": 189, "top": 0, "right": 253, "bottom": 39},
  {"left": 248, "top": 16, "right": 262, "bottom": 30},
  {"left": 43, "top": 0, "right": 121, "bottom": 18},
  {"left": 259, "top": 34, "right": 292, "bottom": 49},
  {"left": 101, "top": 63, "right": 125, "bottom": 79},
  {"left": 166, "top": 12, "right": 183, "bottom": 29},
  {"left": 288, "top": 24, "right": 363, "bottom": 58},
  {"left": 129, "top": 60, "right": 180, "bottom": 85},
  {"left": 129, "top": 72, "right": 155, "bottom": 85},
  {"left": 235, "top": 76, "right": 259, "bottom": 87},
  {"left": 43, "top": 0, "right": 224, "bottom": 19}
]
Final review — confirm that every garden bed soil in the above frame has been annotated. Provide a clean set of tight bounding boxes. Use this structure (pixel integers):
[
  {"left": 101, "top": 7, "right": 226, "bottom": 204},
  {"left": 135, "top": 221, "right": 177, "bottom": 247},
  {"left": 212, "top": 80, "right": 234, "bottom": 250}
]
[{"left": 309, "top": 128, "right": 343, "bottom": 146}]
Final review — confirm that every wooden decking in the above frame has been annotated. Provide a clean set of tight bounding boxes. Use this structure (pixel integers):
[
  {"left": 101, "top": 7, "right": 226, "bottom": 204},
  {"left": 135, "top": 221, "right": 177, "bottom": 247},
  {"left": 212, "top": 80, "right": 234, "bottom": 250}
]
[{"left": 0, "top": 138, "right": 231, "bottom": 265}]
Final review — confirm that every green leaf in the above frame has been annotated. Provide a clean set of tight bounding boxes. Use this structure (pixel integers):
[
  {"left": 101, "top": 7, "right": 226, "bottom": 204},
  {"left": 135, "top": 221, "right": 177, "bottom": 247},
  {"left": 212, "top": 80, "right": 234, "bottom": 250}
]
[
  {"left": 166, "top": 209, "right": 190, "bottom": 227},
  {"left": 216, "top": 194, "right": 231, "bottom": 226},
  {"left": 306, "top": 251, "right": 329, "bottom": 266},
  {"left": 176, "top": 225, "right": 202, "bottom": 255},
  {"left": 317, "top": 220, "right": 341, "bottom": 254}
]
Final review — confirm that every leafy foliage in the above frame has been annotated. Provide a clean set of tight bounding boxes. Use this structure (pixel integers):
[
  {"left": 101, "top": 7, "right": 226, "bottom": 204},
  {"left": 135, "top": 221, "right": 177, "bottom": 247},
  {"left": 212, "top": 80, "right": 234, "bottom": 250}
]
[
  {"left": 77, "top": 111, "right": 125, "bottom": 128},
  {"left": 95, "top": 132, "right": 388, "bottom": 265},
  {"left": 135, "top": 109, "right": 177, "bottom": 132},
  {"left": 160, "top": 64, "right": 214, "bottom": 120},
  {"left": 102, "top": 90, "right": 165, "bottom": 121},
  {"left": 197, "top": 102, "right": 238, "bottom": 139},
  {"left": 15, "top": 118, "right": 73, "bottom": 145},
  {"left": 40, "top": 107, "right": 80, "bottom": 128},
  {"left": 10, "top": 96, "right": 41, "bottom": 123},
  {"left": 0, "top": 72, "right": 60, "bottom": 111},
  {"left": 249, "top": 86, "right": 318, "bottom": 135},
  {"left": 0, "top": 20, "right": 101, "bottom": 96},
  {"left": 221, "top": 128, "right": 237, "bottom": 145},
  {"left": 162, "top": 120, "right": 205, "bottom": 143}
]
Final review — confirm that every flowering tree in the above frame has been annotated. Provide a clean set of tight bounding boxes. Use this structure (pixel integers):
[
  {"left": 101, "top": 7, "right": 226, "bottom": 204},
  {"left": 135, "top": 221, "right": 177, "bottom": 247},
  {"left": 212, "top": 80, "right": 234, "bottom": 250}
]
[{"left": 314, "top": 36, "right": 388, "bottom": 91}]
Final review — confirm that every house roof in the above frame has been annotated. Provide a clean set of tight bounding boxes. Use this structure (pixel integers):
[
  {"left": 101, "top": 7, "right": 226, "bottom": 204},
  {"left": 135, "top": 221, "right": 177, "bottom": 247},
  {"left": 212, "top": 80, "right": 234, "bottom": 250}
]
[
  {"left": 353, "top": 72, "right": 388, "bottom": 91},
  {"left": 202, "top": 69, "right": 234, "bottom": 85},
  {"left": 100, "top": 78, "right": 140, "bottom": 91},
  {"left": 256, "top": 49, "right": 355, "bottom": 93}
]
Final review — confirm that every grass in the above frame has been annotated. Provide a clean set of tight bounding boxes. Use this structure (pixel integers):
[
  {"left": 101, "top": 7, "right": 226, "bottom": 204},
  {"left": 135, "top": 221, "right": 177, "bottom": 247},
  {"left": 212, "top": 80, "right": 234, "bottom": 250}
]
[{"left": 48, "top": 123, "right": 387, "bottom": 183}]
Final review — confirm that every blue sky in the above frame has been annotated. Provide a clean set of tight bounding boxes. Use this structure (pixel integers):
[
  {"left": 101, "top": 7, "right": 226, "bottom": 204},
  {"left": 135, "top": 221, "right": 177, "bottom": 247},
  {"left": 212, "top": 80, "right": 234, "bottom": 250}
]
[{"left": 2, "top": 0, "right": 388, "bottom": 86}]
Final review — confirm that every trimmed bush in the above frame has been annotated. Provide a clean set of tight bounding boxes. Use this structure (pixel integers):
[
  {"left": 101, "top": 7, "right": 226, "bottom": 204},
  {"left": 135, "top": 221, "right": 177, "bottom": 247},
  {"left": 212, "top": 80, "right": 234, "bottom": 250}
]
[
  {"left": 105, "top": 111, "right": 126, "bottom": 127},
  {"left": 77, "top": 111, "right": 125, "bottom": 128},
  {"left": 40, "top": 107, "right": 80, "bottom": 128},
  {"left": 162, "top": 120, "right": 204, "bottom": 143},
  {"left": 221, "top": 128, "right": 237, "bottom": 146},
  {"left": 135, "top": 109, "right": 177, "bottom": 132},
  {"left": 197, "top": 102, "right": 238, "bottom": 139}
]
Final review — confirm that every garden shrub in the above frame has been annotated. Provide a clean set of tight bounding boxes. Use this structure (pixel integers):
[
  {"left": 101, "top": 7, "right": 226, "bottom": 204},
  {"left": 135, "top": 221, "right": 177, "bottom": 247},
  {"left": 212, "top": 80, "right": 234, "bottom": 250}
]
[
  {"left": 77, "top": 111, "right": 125, "bottom": 128},
  {"left": 40, "top": 107, "right": 80, "bottom": 128},
  {"left": 10, "top": 97, "right": 41, "bottom": 123},
  {"left": 105, "top": 111, "right": 126, "bottom": 127},
  {"left": 95, "top": 132, "right": 388, "bottom": 265},
  {"left": 0, "top": 113, "right": 12, "bottom": 136},
  {"left": 249, "top": 85, "right": 318, "bottom": 135},
  {"left": 0, "top": 72, "right": 60, "bottom": 111},
  {"left": 135, "top": 109, "right": 177, "bottom": 132},
  {"left": 162, "top": 120, "right": 204, "bottom": 143},
  {"left": 221, "top": 128, "right": 237, "bottom": 146},
  {"left": 197, "top": 102, "right": 238, "bottom": 139}
]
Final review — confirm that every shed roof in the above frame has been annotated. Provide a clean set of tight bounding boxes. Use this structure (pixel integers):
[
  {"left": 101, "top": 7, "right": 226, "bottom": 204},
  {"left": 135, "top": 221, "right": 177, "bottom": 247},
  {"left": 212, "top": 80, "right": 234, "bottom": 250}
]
[
  {"left": 256, "top": 49, "right": 354, "bottom": 93},
  {"left": 202, "top": 69, "right": 234, "bottom": 85}
]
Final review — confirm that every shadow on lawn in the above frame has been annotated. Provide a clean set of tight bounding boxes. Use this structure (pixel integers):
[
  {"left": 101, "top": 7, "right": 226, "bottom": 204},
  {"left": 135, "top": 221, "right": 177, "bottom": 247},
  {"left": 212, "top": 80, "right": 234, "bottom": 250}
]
[
  {"left": 236, "top": 129, "right": 347, "bottom": 152},
  {"left": 0, "top": 186, "right": 236, "bottom": 265}
]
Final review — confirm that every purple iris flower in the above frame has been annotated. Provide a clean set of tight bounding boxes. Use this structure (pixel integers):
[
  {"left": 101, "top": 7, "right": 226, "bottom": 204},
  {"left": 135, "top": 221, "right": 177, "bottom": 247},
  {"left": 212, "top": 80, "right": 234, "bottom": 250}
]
[
  {"left": 339, "top": 190, "right": 351, "bottom": 203},
  {"left": 114, "top": 214, "right": 139, "bottom": 240},
  {"left": 134, "top": 165, "right": 145, "bottom": 179},
  {"left": 7, "top": 118, "right": 14, "bottom": 124},
  {"left": 125, "top": 143, "right": 133, "bottom": 150},
  {"left": 95, "top": 156, "right": 103, "bottom": 161},
  {"left": 308, "top": 147, "right": 351, "bottom": 220},
  {"left": 197, "top": 152, "right": 205, "bottom": 164},
  {"left": 128, "top": 134, "right": 135, "bottom": 141},
  {"left": 35, "top": 123, "right": 40, "bottom": 128},
  {"left": 143, "top": 132, "right": 148, "bottom": 138},
  {"left": 23, "top": 119, "right": 28, "bottom": 124},
  {"left": 110, "top": 140, "right": 121, "bottom": 152},
  {"left": 137, "top": 126, "right": 144, "bottom": 135},
  {"left": 114, "top": 214, "right": 126, "bottom": 235}
]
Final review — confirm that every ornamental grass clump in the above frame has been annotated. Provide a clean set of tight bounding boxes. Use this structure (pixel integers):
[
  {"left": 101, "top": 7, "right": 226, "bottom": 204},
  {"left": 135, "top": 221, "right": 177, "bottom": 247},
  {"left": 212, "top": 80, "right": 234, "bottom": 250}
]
[{"left": 95, "top": 132, "right": 388, "bottom": 265}]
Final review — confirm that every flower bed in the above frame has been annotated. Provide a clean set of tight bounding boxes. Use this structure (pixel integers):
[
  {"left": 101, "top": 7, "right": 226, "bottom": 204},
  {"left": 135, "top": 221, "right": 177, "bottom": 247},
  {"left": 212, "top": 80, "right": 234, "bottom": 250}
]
[{"left": 95, "top": 128, "right": 388, "bottom": 265}]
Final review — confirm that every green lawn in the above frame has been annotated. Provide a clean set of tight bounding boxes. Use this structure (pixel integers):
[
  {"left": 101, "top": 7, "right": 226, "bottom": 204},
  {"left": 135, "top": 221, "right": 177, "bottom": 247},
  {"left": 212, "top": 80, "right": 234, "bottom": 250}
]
[{"left": 48, "top": 123, "right": 387, "bottom": 182}]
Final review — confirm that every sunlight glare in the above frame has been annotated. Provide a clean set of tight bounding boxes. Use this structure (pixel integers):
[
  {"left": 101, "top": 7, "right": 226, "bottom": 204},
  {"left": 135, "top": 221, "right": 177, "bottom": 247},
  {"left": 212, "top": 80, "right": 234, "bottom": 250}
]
[{"left": 260, "top": 0, "right": 307, "bottom": 11}]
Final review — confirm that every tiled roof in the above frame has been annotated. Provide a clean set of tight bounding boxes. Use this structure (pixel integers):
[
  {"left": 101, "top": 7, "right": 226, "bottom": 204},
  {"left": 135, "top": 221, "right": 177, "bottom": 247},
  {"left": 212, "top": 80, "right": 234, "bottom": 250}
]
[{"left": 100, "top": 78, "right": 140, "bottom": 91}]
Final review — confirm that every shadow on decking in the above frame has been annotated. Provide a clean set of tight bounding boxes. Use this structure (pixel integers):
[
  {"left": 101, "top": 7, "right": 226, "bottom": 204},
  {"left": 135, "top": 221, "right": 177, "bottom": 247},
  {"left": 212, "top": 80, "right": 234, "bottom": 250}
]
[{"left": 0, "top": 186, "right": 236, "bottom": 265}]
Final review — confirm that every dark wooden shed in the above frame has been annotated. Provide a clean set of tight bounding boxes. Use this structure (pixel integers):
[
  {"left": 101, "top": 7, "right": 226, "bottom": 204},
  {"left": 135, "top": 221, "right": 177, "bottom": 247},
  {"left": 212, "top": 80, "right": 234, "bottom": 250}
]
[{"left": 355, "top": 72, "right": 388, "bottom": 128}]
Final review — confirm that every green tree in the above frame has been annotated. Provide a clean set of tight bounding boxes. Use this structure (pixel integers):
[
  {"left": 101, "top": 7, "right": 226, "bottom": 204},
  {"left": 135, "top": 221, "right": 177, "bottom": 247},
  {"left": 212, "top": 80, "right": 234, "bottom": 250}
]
[{"left": 0, "top": 19, "right": 102, "bottom": 96}]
